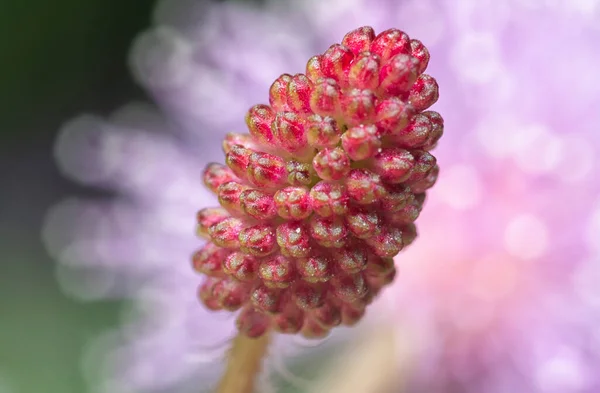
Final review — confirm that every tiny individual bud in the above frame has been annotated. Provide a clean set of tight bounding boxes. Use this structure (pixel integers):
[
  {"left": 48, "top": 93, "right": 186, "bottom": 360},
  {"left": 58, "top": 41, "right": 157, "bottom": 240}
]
[
  {"left": 203, "top": 163, "right": 238, "bottom": 194},
  {"left": 274, "top": 186, "right": 312, "bottom": 220},
  {"left": 379, "top": 53, "right": 420, "bottom": 95},
  {"left": 306, "top": 55, "right": 324, "bottom": 83},
  {"left": 370, "top": 28, "right": 411, "bottom": 62},
  {"left": 293, "top": 282, "right": 326, "bottom": 309},
  {"left": 410, "top": 39, "right": 430, "bottom": 75},
  {"left": 245, "top": 104, "right": 275, "bottom": 145},
  {"left": 400, "top": 223, "right": 417, "bottom": 247},
  {"left": 198, "top": 278, "right": 222, "bottom": 311},
  {"left": 309, "top": 181, "right": 350, "bottom": 217},
  {"left": 222, "top": 133, "right": 257, "bottom": 154},
  {"left": 273, "top": 306, "right": 304, "bottom": 334},
  {"left": 218, "top": 181, "right": 249, "bottom": 215},
  {"left": 365, "top": 255, "right": 395, "bottom": 277},
  {"left": 389, "top": 112, "right": 432, "bottom": 148},
  {"left": 238, "top": 223, "right": 278, "bottom": 256},
  {"left": 408, "top": 74, "right": 439, "bottom": 111},
  {"left": 223, "top": 252, "right": 258, "bottom": 282},
  {"left": 341, "top": 88, "right": 377, "bottom": 126},
  {"left": 287, "top": 74, "right": 313, "bottom": 113},
  {"left": 251, "top": 284, "right": 286, "bottom": 314},
  {"left": 310, "top": 78, "right": 342, "bottom": 116},
  {"left": 276, "top": 221, "right": 312, "bottom": 258},
  {"left": 237, "top": 306, "right": 271, "bottom": 338},
  {"left": 405, "top": 150, "right": 437, "bottom": 184},
  {"left": 306, "top": 114, "right": 341, "bottom": 148},
  {"left": 208, "top": 217, "right": 244, "bottom": 249},
  {"left": 286, "top": 160, "right": 315, "bottom": 186},
  {"left": 346, "top": 169, "right": 385, "bottom": 204},
  {"left": 320, "top": 44, "right": 354, "bottom": 83},
  {"left": 312, "top": 302, "right": 342, "bottom": 328},
  {"left": 272, "top": 112, "right": 307, "bottom": 152},
  {"left": 375, "top": 97, "right": 414, "bottom": 135},
  {"left": 422, "top": 111, "right": 444, "bottom": 150},
  {"left": 380, "top": 184, "right": 413, "bottom": 212},
  {"left": 196, "top": 207, "right": 229, "bottom": 238},
  {"left": 259, "top": 254, "right": 296, "bottom": 288},
  {"left": 409, "top": 164, "right": 439, "bottom": 193},
  {"left": 348, "top": 51, "right": 381, "bottom": 90},
  {"left": 341, "top": 124, "right": 381, "bottom": 161},
  {"left": 225, "top": 144, "right": 253, "bottom": 179},
  {"left": 297, "top": 255, "right": 334, "bottom": 283},
  {"left": 341, "top": 303, "right": 366, "bottom": 326},
  {"left": 345, "top": 206, "right": 382, "bottom": 239},
  {"left": 388, "top": 200, "right": 421, "bottom": 225},
  {"left": 366, "top": 226, "right": 404, "bottom": 257},
  {"left": 192, "top": 243, "right": 229, "bottom": 276},
  {"left": 332, "top": 273, "right": 368, "bottom": 303},
  {"left": 371, "top": 148, "right": 415, "bottom": 183},
  {"left": 333, "top": 246, "right": 368, "bottom": 274},
  {"left": 212, "top": 278, "right": 249, "bottom": 311},
  {"left": 309, "top": 215, "right": 348, "bottom": 248},
  {"left": 312, "top": 147, "right": 351, "bottom": 181},
  {"left": 240, "top": 189, "right": 277, "bottom": 221},
  {"left": 247, "top": 151, "right": 287, "bottom": 188},
  {"left": 342, "top": 26, "right": 376, "bottom": 55},
  {"left": 269, "top": 74, "right": 293, "bottom": 111},
  {"left": 301, "top": 318, "right": 330, "bottom": 339}
]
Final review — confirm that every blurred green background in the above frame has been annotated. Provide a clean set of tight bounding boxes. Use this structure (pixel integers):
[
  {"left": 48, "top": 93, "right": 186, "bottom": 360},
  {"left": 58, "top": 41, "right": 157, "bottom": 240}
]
[{"left": 0, "top": 1, "right": 153, "bottom": 392}]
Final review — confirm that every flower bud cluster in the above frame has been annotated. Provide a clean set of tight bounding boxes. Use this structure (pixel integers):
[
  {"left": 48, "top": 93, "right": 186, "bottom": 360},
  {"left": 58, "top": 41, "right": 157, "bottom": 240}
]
[{"left": 193, "top": 26, "right": 442, "bottom": 338}]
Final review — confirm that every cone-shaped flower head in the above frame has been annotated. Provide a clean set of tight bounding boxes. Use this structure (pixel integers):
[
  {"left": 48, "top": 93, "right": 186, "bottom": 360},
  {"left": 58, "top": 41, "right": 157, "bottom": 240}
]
[{"left": 194, "top": 26, "right": 442, "bottom": 338}]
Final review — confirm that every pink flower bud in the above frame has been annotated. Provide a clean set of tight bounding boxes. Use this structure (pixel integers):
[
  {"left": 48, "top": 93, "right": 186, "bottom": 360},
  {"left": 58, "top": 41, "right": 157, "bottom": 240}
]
[
  {"left": 305, "top": 55, "right": 324, "bottom": 83},
  {"left": 341, "top": 124, "right": 381, "bottom": 161},
  {"left": 370, "top": 28, "right": 411, "bottom": 62},
  {"left": 410, "top": 39, "right": 430, "bottom": 75},
  {"left": 208, "top": 217, "right": 244, "bottom": 249},
  {"left": 306, "top": 114, "right": 341, "bottom": 148},
  {"left": 312, "top": 147, "right": 351, "bottom": 181},
  {"left": 341, "top": 88, "right": 377, "bottom": 126},
  {"left": 245, "top": 104, "right": 275, "bottom": 145},
  {"left": 348, "top": 51, "right": 381, "bottom": 90},
  {"left": 259, "top": 254, "right": 296, "bottom": 288},
  {"left": 346, "top": 169, "right": 386, "bottom": 204},
  {"left": 321, "top": 44, "right": 354, "bottom": 83},
  {"left": 379, "top": 53, "right": 420, "bottom": 95},
  {"left": 223, "top": 252, "right": 259, "bottom": 282},
  {"left": 310, "top": 215, "right": 348, "bottom": 248},
  {"left": 371, "top": 148, "right": 415, "bottom": 183},
  {"left": 310, "top": 78, "right": 341, "bottom": 116},
  {"left": 238, "top": 223, "right": 278, "bottom": 256},
  {"left": 287, "top": 74, "right": 313, "bottom": 113},
  {"left": 309, "top": 181, "right": 349, "bottom": 217},
  {"left": 240, "top": 189, "right": 277, "bottom": 221},
  {"left": 274, "top": 186, "right": 312, "bottom": 220},
  {"left": 192, "top": 242, "right": 230, "bottom": 276},
  {"left": 342, "top": 26, "right": 376, "bottom": 55},
  {"left": 203, "top": 163, "right": 238, "bottom": 194},
  {"left": 217, "top": 181, "right": 249, "bottom": 215},
  {"left": 408, "top": 74, "right": 439, "bottom": 111},
  {"left": 196, "top": 207, "right": 229, "bottom": 238},
  {"left": 247, "top": 151, "right": 287, "bottom": 188},
  {"left": 276, "top": 221, "right": 312, "bottom": 258},
  {"left": 375, "top": 96, "right": 414, "bottom": 135},
  {"left": 269, "top": 74, "right": 292, "bottom": 111},
  {"left": 272, "top": 111, "right": 307, "bottom": 152},
  {"left": 297, "top": 255, "right": 334, "bottom": 283},
  {"left": 194, "top": 25, "right": 443, "bottom": 338}
]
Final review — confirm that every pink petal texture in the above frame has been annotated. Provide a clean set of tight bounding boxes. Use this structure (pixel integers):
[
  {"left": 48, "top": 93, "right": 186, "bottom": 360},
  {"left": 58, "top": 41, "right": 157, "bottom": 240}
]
[{"left": 44, "top": 0, "right": 600, "bottom": 392}]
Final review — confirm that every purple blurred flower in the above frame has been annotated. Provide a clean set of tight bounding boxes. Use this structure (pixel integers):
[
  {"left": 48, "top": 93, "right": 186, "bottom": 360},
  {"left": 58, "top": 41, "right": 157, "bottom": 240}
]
[{"left": 43, "top": 0, "right": 600, "bottom": 392}]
